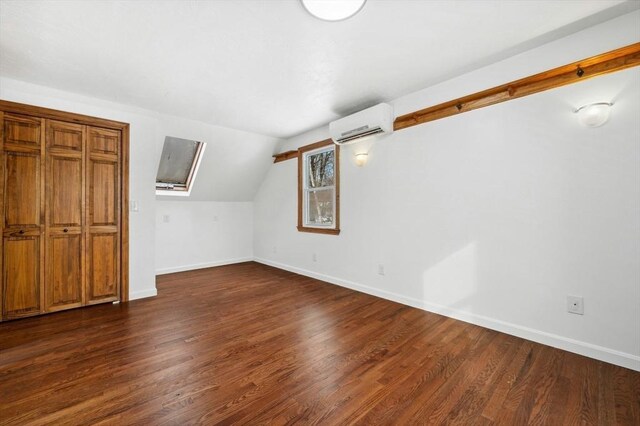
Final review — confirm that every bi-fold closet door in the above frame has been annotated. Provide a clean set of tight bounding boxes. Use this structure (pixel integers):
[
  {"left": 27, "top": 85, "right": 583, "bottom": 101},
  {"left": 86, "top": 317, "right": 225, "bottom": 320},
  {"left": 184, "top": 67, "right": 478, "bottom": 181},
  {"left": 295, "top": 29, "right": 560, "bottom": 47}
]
[
  {"left": 46, "top": 120, "right": 85, "bottom": 312},
  {"left": 1, "top": 111, "right": 122, "bottom": 320},
  {"left": 1, "top": 112, "right": 44, "bottom": 319}
]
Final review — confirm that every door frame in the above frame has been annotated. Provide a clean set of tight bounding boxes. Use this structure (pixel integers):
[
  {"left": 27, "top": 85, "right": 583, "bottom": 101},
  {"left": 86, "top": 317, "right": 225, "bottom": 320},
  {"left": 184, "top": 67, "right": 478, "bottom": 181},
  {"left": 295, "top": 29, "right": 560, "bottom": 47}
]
[{"left": 0, "top": 99, "right": 130, "bottom": 302}]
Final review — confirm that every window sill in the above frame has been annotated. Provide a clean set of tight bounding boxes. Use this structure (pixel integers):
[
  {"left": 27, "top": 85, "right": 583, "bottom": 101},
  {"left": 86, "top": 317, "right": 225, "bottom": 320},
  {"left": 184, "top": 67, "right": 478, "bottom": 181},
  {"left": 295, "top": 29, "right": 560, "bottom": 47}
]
[
  {"left": 156, "top": 189, "right": 191, "bottom": 197},
  {"left": 297, "top": 226, "right": 340, "bottom": 236}
]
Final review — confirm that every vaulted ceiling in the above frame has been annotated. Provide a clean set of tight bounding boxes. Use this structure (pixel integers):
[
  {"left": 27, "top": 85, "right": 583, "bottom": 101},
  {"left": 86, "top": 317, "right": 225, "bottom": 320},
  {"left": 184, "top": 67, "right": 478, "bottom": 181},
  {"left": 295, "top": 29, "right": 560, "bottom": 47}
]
[{"left": 0, "top": 0, "right": 635, "bottom": 138}]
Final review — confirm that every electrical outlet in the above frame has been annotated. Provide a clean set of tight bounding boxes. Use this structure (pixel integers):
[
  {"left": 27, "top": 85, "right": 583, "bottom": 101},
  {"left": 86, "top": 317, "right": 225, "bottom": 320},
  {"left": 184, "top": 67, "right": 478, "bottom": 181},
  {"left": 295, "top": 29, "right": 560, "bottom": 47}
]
[
  {"left": 130, "top": 200, "right": 139, "bottom": 212},
  {"left": 567, "top": 296, "right": 584, "bottom": 315},
  {"left": 378, "top": 264, "right": 385, "bottom": 276},
  {"left": 312, "top": 253, "right": 317, "bottom": 262},
  {"left": 213, "top": 215, "right": 219, "bottom": 222},
  {"left": 162, "top": 214, "right": 170, "bottom": 223}
]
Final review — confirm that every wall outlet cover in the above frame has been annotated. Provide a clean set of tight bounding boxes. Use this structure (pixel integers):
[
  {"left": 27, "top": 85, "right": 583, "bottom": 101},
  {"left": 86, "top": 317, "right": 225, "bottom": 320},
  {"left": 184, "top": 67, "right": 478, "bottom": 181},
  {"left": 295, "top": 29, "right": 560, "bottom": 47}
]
[{"left": 567, "top": 296, "right": 584, "bottom": 315}]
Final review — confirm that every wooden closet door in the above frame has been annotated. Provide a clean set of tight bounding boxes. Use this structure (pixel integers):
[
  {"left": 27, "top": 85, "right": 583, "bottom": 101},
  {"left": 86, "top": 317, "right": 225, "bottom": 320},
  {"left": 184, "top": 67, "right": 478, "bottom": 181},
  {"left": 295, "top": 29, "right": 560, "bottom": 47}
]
[
  {"left": 1, "top": 113, "right": 45, "bottom": 320},
  {"left": 45, "top": 120, "right": 85, "bottom": 312},
  {"left": 86, "top": 127, "right": 120, "bottom": 304}
]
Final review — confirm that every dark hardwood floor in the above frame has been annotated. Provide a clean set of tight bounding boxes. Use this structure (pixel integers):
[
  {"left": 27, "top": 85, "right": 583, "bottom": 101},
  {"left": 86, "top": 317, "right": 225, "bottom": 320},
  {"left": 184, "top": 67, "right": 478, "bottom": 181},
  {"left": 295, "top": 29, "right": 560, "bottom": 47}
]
[{"left": 1, "top": 262, "right": 638, "bottom": 425}]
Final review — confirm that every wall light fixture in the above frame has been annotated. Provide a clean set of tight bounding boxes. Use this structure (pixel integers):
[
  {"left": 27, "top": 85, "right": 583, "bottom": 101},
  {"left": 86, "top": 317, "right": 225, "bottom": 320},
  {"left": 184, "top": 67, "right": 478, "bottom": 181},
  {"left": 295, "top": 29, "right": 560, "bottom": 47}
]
[
  {"left": 354, "top": 152, "right": 368, "bottom": 167},
  {"left": 574, "top": 102, "right": 613, "bottom": 128}
]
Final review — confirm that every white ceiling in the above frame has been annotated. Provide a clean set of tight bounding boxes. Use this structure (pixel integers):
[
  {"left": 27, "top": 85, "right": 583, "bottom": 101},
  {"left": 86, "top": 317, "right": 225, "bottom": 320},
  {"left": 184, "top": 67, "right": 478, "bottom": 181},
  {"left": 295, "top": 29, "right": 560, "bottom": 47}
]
[{"left": 0, "top": 0, "right": 635, "bottom": 138}]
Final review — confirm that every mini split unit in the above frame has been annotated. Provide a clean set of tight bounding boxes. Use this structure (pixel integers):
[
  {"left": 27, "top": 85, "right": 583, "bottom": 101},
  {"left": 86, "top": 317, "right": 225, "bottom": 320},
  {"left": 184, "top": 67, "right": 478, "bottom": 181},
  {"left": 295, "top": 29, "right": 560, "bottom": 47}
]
[{"left": 330, "top": 103, "right": 394, "bottom": 145}]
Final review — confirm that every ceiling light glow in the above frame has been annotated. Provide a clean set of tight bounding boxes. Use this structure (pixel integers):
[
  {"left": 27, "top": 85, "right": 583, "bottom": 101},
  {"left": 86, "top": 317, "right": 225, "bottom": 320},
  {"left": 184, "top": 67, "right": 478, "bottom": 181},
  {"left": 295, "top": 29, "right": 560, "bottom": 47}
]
[{"left": 301, "top": 0, "right": 366, "bottom": 21}]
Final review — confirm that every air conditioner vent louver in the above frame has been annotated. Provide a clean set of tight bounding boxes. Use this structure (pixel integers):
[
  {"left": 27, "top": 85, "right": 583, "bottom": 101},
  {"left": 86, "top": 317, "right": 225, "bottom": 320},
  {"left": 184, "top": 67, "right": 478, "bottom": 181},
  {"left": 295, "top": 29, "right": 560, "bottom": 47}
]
[
  {"left": 330, "top": 103, "right": 394, "bottom": 145},
  {"left": 337, "top": 127, "right": 384, "bottom": 144},
  {"left": 341, "top": 125, "right": 370, "bottom": 138}
]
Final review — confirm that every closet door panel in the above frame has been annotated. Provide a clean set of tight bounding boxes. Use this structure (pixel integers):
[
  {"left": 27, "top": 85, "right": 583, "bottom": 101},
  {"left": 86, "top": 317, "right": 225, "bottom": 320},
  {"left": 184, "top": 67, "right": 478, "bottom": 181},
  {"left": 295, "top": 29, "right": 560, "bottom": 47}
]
[
  {"left": 4, "top": 152, "right": 40, "bottom": 228},
  {"left": 86, "top": 126, "right": 120, "bottom": 305},
  {"left": 46, "top": 232, "right": 82, "bottom": 310},
  {"left": 3, "top": 114, "right": 41, "bottom": 151},
  {"left": 2, "top": 113, "right": 44, "bottom": 320},
  {"left": 89, "top": 160, "right": 117, "bottom": 226},
  {"left": 87, "top": 231, "right": 118, "bottom": 303},
  {"left": 3, "top": 234, "right": 41, "bottom": 318},
  {"left": 49, "top": 156, "right": 83, "bottom": 227},
  {"left": 88, "top": 127, "right": 119, "bottom": 155},
  {"left": 47, "top": 120, "right": 83, "bottom": 151},
  {"left": 45, "top": 120, "right": 85, "bottom": 311}
]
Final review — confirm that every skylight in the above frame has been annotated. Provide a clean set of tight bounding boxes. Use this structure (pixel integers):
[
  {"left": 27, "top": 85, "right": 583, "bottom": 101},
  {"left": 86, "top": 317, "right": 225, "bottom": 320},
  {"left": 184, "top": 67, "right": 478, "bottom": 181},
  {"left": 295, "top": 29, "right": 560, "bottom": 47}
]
[{"left": 156, "top": 136, "right": 206, "bottom": 196}]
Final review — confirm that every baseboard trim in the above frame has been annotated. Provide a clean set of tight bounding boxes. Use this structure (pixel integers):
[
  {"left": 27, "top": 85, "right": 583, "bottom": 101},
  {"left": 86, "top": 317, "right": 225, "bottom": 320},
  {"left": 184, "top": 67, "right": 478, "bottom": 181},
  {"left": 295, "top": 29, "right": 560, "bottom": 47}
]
[
  {"left": 128, "top": 288, "right": 158, "bottom": 301},
  {"left": 155, "top": 257, "right": 254, "bottom": 275},
  {"left": 254, "top": 257, "right": 640, "bottom": 372}
]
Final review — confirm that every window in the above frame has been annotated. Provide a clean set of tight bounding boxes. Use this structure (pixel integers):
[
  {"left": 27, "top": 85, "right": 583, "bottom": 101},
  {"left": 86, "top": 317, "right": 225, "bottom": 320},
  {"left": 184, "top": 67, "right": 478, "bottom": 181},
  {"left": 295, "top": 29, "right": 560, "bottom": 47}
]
[
  {"left": 156, "top": 136, "right": 206, "bottom": 196},
  {"left": 298, "top": 140, "right": 340, "bottom": 235}
]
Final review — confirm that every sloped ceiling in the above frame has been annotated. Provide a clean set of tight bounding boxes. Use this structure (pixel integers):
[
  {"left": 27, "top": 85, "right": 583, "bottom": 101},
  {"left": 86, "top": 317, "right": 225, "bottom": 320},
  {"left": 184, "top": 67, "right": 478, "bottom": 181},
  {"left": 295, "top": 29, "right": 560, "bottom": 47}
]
[
  {"left": 1, "top": 0, "right": 636, "bottom": 139},
  {"left": 155, "top": 114, "right": 282, "bottom": 202}
]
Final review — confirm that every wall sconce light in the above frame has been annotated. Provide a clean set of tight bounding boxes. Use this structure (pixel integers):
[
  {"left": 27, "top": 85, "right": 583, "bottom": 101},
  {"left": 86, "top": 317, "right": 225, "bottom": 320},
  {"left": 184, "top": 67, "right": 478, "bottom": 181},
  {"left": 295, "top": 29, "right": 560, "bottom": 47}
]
[
  {"left": 574, "top": 102, "right": 613, "bottom": 127},
  {"left": 354, "top": 152, "right": 368, "bottom": 167}
]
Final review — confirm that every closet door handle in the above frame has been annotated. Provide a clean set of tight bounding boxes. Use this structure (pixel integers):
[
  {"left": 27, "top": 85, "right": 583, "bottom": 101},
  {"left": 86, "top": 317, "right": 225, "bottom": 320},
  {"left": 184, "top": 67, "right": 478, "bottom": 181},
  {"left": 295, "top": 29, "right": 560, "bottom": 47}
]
[
  {"left": 18, "top": 230, "right": 24, "bottom": 234},
  {"left": 63, "top": 228, "right": 69, "bottom": 233}
]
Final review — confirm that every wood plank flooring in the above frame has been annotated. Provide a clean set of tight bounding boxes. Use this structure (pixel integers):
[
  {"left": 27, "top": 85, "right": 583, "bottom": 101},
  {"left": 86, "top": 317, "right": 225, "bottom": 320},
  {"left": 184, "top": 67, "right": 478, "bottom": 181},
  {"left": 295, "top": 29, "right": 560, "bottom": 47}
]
[{"left": 1, "top": 261, "right": 638, "bottom": 425}]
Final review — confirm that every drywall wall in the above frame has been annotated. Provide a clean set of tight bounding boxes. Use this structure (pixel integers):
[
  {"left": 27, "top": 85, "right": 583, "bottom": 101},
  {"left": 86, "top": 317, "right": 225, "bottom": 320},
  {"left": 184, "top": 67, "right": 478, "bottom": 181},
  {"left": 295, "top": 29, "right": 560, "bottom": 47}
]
[
  {"left": 156, "top": 115, "right": 281, "bottom": 202},
  {"left": 153, "top": 111, "right": 279, "bottom": 274},
  {"left": 155, "top": 201, "right": 253, "bottom": 274},
  {"left": 253, "top": 11, "right": 640, "bottom": 370},
  {"left": 0, "top": 77, "right": 159, "bottom": 300},
  {"left": 154, "top": 111, "right": 281, "bottom": 274},
  {"left": 0, "top": 77, "right": 280, "bottom": 296}
]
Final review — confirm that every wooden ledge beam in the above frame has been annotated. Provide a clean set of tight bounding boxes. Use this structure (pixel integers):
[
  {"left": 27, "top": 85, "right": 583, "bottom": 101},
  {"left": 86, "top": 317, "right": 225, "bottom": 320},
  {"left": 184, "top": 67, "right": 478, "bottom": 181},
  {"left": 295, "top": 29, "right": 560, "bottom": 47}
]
[
  {"left": 273, "top": 150, "right": 298, "bottom": 163},
  {"left": 272, "top": 42, "right": 640, "bottom": 162},
  {"left": 394, "top": 42, "right": 640, "bottom": 130}
]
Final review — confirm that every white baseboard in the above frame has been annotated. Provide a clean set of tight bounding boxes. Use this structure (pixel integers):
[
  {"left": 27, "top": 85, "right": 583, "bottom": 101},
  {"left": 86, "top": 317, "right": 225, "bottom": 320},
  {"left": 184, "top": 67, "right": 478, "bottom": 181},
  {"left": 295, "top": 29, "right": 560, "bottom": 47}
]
[
  {"left": 155, "top": 257, "right": 253, "bottom": 275},
  {"left": 129, "top": 288, "right": 158, "bottom": 301},
  {"left": 254, "top": 257, "right": 640, "bottom": 372}
]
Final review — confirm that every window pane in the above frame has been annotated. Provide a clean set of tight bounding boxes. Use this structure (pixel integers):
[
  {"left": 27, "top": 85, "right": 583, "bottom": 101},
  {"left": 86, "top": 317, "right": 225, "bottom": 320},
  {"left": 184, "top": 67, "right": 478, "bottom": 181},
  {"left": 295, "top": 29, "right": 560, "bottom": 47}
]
[
  {"left": 306, "top": 189, "right": 334, "bottom": 226},
  {"left": 156, "top": 136, "right": 200, "bottom": 185},
  {"left": 307, "top": 149, "right": 334, "bottom": 188}
]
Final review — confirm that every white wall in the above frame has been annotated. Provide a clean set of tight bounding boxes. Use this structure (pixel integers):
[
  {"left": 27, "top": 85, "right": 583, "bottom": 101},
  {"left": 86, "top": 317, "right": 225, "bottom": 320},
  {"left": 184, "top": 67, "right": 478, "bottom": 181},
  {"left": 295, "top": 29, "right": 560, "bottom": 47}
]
[
  {"left": 1, "top": 77, "right": 160, "bottom": 300},
  {"left": 156, "top": 115, "right": 280, "bottom": 202},
  {"left": 0, "top": 77, "right": 280, "bottom": 296},
  {"left": 2, "top": 8, "right": 638, "bottom": 371},
  {"left": 253, "top": 11, "right": 640, "bottom": 370},
  {"left": 153, "top": 112, "right": 280, "bottom": 274},
  {"left": 155, "top": 201, "right": 253, "bottom": 274}
]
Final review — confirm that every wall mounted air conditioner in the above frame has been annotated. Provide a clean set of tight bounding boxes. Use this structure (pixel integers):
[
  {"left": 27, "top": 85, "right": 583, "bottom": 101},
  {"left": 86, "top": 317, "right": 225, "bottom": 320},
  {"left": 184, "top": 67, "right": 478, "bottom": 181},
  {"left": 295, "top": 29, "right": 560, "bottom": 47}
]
[{"left": 329, "top": 103, "right": 394, "bottom": 145}]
